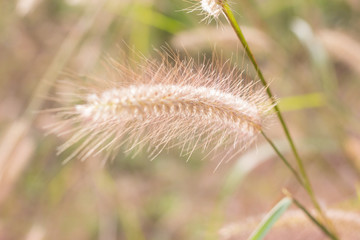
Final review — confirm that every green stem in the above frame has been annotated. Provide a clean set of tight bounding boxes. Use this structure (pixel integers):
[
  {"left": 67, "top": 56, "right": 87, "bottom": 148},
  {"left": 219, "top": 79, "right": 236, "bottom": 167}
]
[
  {"left": 221, "top": 2, "right": 336, "bottom": 237},
  {"left": 261, "top": 132, "right": 304, "bottom": 187},
  {"left": 261, "top": 132, "right": 337, "bottom": 239},
  {"left": 283, "top": 190, "right": 338, "bottom": 240}
]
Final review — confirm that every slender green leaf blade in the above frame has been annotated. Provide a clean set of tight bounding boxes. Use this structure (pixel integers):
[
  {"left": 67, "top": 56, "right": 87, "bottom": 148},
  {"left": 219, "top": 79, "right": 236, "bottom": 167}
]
[{"left": 248, "top": 197, "right": 292, "bottom": 240}]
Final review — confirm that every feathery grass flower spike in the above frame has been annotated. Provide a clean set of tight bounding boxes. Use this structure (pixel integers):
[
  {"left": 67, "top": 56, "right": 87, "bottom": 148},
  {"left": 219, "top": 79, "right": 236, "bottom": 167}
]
[{"left": 48, "top": 52, "right": 274, "bottom": 164}]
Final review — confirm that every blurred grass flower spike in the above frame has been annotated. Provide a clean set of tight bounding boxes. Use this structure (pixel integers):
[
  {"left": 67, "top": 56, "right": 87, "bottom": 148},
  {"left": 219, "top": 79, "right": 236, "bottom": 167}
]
[
  {"left": 201, "top": 0, "right": 223, "bottom": 18},
  {"left": 187, "top": 0, "right": 225, "bottom": 23},
  {"left": 48, "top": 51, "right": 274, "bottom": 165}
]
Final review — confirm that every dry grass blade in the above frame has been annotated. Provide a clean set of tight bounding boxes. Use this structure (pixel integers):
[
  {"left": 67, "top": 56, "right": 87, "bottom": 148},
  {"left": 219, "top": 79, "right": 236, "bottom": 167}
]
[{"left": 317, "top": 29, "right": 360, "bottom": 76}]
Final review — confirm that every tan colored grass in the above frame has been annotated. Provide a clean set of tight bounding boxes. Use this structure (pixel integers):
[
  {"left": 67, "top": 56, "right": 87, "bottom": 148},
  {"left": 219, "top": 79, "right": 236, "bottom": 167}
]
[
  {"left": 317, "top": 29, "right": 360, "bottom": 76},
  {"left": 48, "top": 52, "right": 274, "bottom": 164},
  {"left": 171, "top": 26, "right": 274, "bottom": 55},
  {"left": 0, "top": 120, "right": 34, "bottom": 203}
]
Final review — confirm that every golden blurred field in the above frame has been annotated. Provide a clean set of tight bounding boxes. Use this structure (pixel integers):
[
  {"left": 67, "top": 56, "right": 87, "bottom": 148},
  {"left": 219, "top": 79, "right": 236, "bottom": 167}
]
[{"left": 0, "top": 0, "right": 360, "bottom": 239}]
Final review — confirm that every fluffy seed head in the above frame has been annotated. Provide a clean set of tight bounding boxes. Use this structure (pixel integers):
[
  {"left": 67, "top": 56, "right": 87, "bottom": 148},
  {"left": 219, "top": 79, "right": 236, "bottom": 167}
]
[
  {"left": 185, "top": 0, "right": 225, "bottom": 23},
  {"left": 201, "top": 0, "right": 223, "bottom": 18},
  {"left": 48, "top": 51, "right": 274, "bottom": 164}
]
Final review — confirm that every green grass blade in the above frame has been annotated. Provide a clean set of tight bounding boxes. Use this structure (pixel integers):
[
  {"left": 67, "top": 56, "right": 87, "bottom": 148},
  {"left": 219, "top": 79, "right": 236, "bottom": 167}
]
[
  {"left": 278, "top": 92, "right": 326, "bottom": 112},
  {"left": 248, "top": 197, "right": 292, "bottom": 240}
]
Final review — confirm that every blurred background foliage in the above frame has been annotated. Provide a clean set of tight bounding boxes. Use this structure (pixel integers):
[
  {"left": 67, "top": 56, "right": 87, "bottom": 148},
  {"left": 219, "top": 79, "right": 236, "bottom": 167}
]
[{"left": 0, "top": 0, "right": 359, "bottom": 239}]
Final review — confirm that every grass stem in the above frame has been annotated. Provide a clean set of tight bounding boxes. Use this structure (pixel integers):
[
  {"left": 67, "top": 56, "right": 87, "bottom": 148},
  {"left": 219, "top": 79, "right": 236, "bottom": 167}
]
[
  {"left": 283, "top": 189, "right": 338, "bottom": 240},
  {"left": 221, "top": 2, "right": 337, "bottom": 238},
  {"left": 261, "top": 131, "right": 304, "bottom": 187}
]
